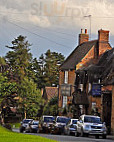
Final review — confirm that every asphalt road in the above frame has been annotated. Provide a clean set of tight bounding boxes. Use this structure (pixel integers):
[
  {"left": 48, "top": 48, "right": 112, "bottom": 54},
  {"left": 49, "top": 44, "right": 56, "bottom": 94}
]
[{"left": 13, "top": 129, "right": 114, "bottom": 142}]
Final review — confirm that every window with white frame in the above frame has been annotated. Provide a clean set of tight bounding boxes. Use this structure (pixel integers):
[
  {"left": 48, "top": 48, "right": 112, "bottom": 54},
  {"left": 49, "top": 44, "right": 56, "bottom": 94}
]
[
  {"left": 64, "top": 71, "right": 68, "bottom": 84},
  {"left": 62, "top": 96, "right": 67, "bottom": 108}
]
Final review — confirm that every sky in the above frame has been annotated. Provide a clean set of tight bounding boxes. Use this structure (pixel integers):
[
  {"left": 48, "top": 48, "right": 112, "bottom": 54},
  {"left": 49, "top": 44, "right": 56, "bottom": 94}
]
[{"left": 0, "top": 0, "right": 114, "bottom": 58}]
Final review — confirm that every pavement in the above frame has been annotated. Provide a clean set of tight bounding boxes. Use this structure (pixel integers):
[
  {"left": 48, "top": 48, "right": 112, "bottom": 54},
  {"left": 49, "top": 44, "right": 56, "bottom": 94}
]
[
  {"left": 12, "top": 128, "right": 114, "bottom": 141},
  {"left": 107, "top": 135, "right": 114, "bottom": 140}
]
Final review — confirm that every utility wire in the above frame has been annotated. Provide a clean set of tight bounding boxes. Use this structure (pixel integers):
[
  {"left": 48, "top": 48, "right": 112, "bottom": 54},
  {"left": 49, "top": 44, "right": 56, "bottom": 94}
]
[
  {"left": 10, "top": 17, "right": 76, "bottom": 39},
  {"left": 7, "top": 19, "right": 71, "bottom": 49}
]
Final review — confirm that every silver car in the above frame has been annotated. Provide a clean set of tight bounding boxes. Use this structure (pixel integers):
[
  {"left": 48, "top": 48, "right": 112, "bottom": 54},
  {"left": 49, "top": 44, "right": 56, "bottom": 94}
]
[
  {"left": 64, "top": 119, "right": 78, "bottom": 135},
  {"left": 76, "top": 115, "right": 107, "bottom": 139}
]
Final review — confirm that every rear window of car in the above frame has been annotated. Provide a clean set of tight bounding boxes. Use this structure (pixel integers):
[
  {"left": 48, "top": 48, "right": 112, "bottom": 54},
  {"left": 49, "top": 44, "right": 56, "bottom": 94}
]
[
  {"left": 33, "top": 121, "right": 39, "bottom": 125},
  {"left": 57, "top": 117, "right": 70, "bottom": 124},
  {"left": 72, "top": 120, "right": 77, "bottom": 124},
  {"left": 84, "top": 116, "right": 102, "bottom": 124},
  {"left": 44, "top": 117, "right": 55, "bottom": 122},
  {"left": 23, "top": 119, "right": 32, "bottom": 123}
]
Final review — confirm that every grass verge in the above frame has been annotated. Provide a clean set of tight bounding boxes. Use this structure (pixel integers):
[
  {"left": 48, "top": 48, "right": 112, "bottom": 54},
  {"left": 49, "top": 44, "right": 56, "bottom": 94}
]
[
  {"left": 10, "top": 123, "right": 20, "bottom": 129},
  {"left": 0, "top": 125, "right": 57, "bottom": 142}
]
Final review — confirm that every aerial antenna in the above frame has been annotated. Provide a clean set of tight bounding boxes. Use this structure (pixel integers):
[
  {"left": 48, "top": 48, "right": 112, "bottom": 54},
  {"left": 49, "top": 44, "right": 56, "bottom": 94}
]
[{"left": 84, "top": 15, "right": 92, "bottom": 40}]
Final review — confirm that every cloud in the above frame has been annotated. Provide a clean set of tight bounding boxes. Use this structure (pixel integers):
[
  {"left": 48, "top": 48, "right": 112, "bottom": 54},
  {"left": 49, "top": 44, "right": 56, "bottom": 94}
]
[{"left": 0, "top": 0, "right": 114, "bottom": 34}]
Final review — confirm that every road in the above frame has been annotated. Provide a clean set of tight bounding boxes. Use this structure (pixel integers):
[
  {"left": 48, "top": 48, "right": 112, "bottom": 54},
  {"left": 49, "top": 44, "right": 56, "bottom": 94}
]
[{"left": 13, "top": 129, "right": 114, "bottom": 142}]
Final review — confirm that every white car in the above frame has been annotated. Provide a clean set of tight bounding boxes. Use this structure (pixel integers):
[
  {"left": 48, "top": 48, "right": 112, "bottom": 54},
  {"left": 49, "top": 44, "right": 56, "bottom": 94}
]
[
  {"left": 76, "top": 115, "right": 107, "bottom": 139},
  {"left": 64, "top": 119, "right": 78, "bottom": 135}
]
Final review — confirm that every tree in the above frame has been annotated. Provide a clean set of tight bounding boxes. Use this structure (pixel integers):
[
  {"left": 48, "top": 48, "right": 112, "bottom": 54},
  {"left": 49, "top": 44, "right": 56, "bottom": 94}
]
[
  {"left": 31, "top": 50, "right": 65, "bottom": 89},
  {"left": 5, "top": 35, "right": 32, "bottom": 82},
  {"left": 18, "top": 77, "right": 44, "bottom": 119},
  {"left": 0, "top": 73, "right": 17, "bottom": 123},
  {"left": 43, "top": 96, "right": 58, "bottom": 116},
  {"left": 44, "top": 50, "right": 65, "bottom": 87}
]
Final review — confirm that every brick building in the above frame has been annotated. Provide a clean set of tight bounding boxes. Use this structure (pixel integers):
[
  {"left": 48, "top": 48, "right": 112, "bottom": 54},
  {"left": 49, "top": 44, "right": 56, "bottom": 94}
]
[
  {"left": 42, "top": 87, "right": 58, "bottom": 103},
  {"left": 58, "top": 29, "right": 112, "bottom": 115},
  {"left": 77, "top": 48, "right": 114, "bottom": 134}
]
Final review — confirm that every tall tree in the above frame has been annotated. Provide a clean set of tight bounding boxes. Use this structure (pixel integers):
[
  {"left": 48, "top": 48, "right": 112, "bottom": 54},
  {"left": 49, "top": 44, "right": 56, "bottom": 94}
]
[
  {"left": 5, "top": 35, "right": 32, "bottom": 82},
  {"left": 44, "top": 50, "right": 65, "bottom": 87}
]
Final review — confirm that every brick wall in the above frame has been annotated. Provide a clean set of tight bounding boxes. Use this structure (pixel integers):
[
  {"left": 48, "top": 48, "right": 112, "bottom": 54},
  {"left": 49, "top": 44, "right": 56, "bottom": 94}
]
[
  {"left": 58, "top": 70, "right": 75, "bottom": 108},
  {"left": 111, "top": 85, "right": 114, "bottom": 135}
]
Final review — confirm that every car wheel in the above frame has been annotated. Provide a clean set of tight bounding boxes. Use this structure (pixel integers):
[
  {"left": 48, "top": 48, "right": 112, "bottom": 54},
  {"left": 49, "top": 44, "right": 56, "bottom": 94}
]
[
  {"left": 20, "top": 128, "right": 24, "bottom": 133},
  {"left": 75, "top": 131, "right": 79, "bottom": 137},
  {"left": 80, "top": 129, "right": 85, "bottom": 137},
  {"left": 95, "top": 135, "right": 99, "bottom": 139},
  {"left": 30, "top": 129, "right": 32, "bottom": 133},
  {"left": 102, "top": 134, "right": 107, "bottom": 139},
  {"left": 37, "top": 129, "right": 40, "bottom": 133},
  {"left": 67, "top": 130, "right": 70, "bottom": 136}
]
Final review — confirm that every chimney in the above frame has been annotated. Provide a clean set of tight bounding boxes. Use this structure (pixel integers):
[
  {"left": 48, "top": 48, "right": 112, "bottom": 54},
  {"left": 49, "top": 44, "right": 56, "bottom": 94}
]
[
  {"left": 79, "top": 29, "right": 89, "bottom": 45},
  {"left": 98, "top": 29, "right": 109, "bottom": 42},
  {"left": 98, "top": 29, "right": 110, "bottom": 57}
]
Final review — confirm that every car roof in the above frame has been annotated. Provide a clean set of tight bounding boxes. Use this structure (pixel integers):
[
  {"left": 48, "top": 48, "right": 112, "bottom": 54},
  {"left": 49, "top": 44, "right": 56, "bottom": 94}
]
[
  {"left": 57, "top": 116, "right": 69, "bottom": 118},
  {"left": 71, "top": 119, "right": 78, "bottom": 120},
  {"left": 81, "top": 115, "right": 100, "bottom": 118},
  {"left": 23, "top": 119, "right": 33, "bottom": 120},
  {"left": 43, "top": 115, "right": 54, "bottom": 118}
]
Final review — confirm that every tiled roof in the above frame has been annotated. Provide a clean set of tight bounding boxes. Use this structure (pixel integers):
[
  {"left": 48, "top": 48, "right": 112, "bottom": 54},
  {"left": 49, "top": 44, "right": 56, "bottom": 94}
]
[
  {"left": 60, "top": 40, "right": 98, "bottom": 70},
  {"left": 98, "top": 48, "right": 114, "bottom": 85},
  {"left": 43, "top": 87, "right": 58, "bottom": 101},
  {"left": 85, "top": 48, "right": 114, "bottom": 85}
]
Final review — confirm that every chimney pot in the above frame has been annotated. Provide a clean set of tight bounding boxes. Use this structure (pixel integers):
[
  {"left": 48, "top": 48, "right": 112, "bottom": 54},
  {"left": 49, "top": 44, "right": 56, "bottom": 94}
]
[
  {"left": 85, "top": 29, "right": 87, "bottom": 34},
  {"left": 81, "top": 29, "right": 84, "bottom": 34},
  {"left": 79, "top": 29, "right": 89, "bottom": 45}
]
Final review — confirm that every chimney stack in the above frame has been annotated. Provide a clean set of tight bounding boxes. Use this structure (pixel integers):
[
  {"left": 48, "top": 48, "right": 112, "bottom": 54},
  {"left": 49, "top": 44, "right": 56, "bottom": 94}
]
[
  {"left": 98, "top": 29, "right": 109, "bottom": 42},
  {"left": 98, "top": 29, "right": 110, "bottom": 56},
  {"left": 79, "top": 29, "right": 89, "bottom": 45}
]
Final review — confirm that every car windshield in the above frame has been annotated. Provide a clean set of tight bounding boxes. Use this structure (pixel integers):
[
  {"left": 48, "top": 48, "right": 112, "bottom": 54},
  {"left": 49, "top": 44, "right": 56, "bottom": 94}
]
[
  {"left": 33, "top": 121, "right": 39, "bottom": 125},
  {"left": 23, "top": 119, "right": 32, "bottom": 124},
  {"left": 84, "top": 116, "right": 102, "bottom": 124},
  {"left": 57, "top": 117, "right": 70, "bottom": 124},
  {"left": 72, "top": 120, "right": 77, "bottom": 124},
  {"left": 44, "top": 117, "right": 55, "bottom": 122}
]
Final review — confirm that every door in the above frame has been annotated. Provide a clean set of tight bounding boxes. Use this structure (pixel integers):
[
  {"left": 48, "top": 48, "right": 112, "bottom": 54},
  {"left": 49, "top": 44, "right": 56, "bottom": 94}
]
[{"left": 102, "top": 93, "right": 112, "bottom": 134}]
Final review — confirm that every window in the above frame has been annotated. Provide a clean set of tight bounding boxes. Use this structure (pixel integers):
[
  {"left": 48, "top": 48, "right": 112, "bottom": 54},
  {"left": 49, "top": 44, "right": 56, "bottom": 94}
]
[
  {"left": 62, "top": 96, "right": 67, "bottom": 108},
  {"left": 64, "top": 71, "right": 68, "bottom": 84}
]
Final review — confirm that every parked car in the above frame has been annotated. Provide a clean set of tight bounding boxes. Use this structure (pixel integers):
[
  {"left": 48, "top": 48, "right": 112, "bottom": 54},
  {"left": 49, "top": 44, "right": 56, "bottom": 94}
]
[
  {"left": 20, "top": 119, "right": 33, "bottom": 133},
  {"left": 64, "top": 119, "right": 78, "bottom": 135},
  {"left": 51, "top": 116, "right": 70, "bottom": 135},
  {"left": 40, "top": 115, "right": 55, "bottom": 133},
  {"left": 25, "top": 120, "right": 39, "bottom": 133},
  {"left": 76, "top": 115, "right": 107, "bottom": 139}
]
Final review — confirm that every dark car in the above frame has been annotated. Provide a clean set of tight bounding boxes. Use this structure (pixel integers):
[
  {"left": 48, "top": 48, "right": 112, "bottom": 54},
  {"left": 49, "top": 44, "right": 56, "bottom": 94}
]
[
  {"left": 25, "top": 120, "right": 39, "bottom": 133},
  {"left": 64, "top": 119, "right": 78, "bottom": 135},
  {"left": 51, "top": 116, "right": 70, "bottom": 135},
  {"left": 20, "top": 119, "right": 33, "bottom": 133},
  {"left": 40, "top": 115, "right": 55, "bottom": 133}
]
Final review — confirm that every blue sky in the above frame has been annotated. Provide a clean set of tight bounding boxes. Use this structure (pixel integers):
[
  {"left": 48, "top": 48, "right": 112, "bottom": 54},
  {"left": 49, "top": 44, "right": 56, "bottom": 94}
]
[{"left": 0, "top": 0, "right": 114, "bottom": 58}]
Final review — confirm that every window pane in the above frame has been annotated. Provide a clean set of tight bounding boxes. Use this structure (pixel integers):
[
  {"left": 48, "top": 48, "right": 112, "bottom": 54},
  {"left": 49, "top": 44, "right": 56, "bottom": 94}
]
[{"left": 64, "top": 71, "right": 68, "bottom": 83}]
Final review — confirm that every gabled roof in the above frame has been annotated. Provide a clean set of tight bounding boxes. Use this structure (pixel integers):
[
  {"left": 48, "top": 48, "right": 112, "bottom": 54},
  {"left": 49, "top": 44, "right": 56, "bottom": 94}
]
[
  {"left": 42, "top": 87, "right": 58, "bottom": 101},
  {"left": 60, "top": 40, "right": 98, "bottom": 70}
]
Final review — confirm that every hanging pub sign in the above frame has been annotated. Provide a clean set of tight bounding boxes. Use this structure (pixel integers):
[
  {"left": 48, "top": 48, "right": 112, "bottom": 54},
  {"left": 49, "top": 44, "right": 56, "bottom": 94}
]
[
  {"left": 61, "top": 84, "right": 71, "bottom": 96},
  {"left": 92, "top": 84, "right": 101, "bottom": 96}
]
